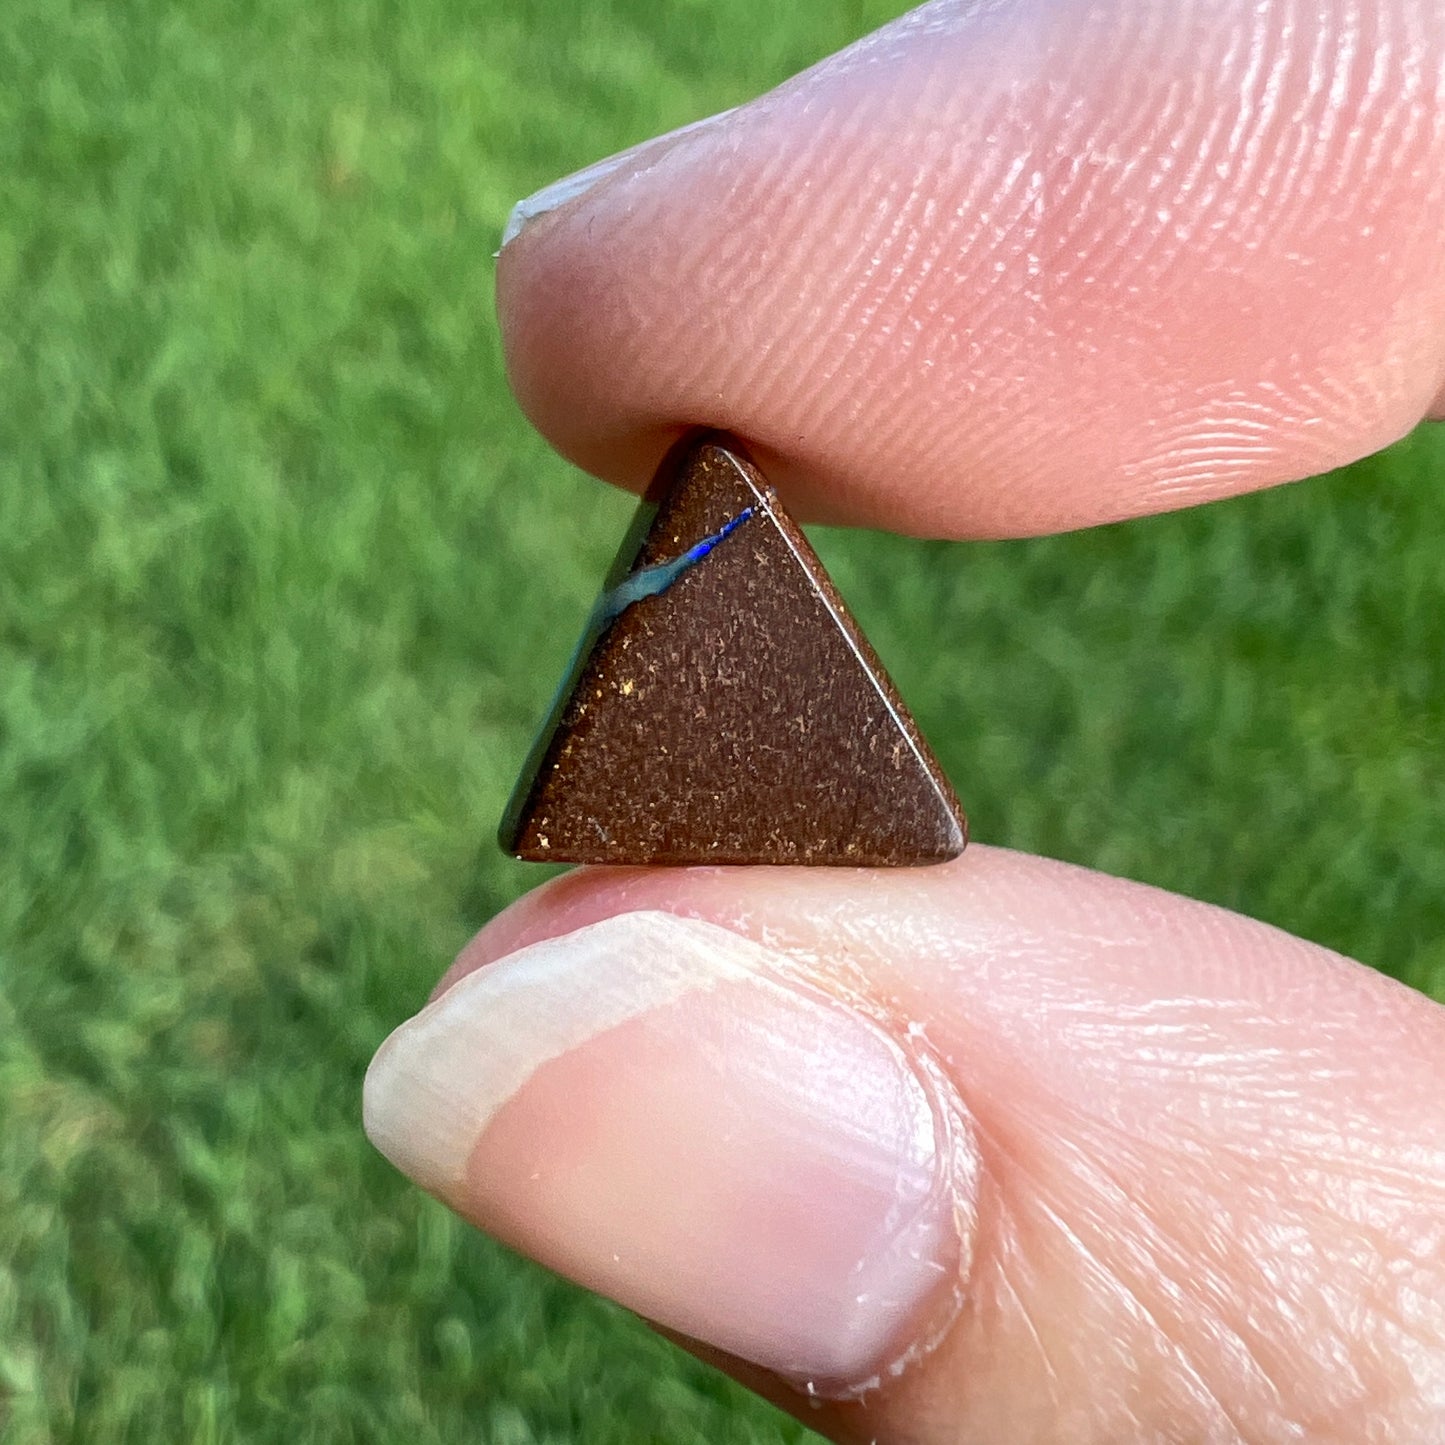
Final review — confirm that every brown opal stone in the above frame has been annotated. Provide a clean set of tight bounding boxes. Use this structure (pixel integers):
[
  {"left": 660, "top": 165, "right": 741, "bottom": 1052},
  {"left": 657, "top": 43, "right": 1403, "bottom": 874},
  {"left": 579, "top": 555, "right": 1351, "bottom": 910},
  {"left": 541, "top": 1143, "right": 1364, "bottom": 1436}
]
[{"left": 499, "top": 435, "right": 966, "bottom": 866}]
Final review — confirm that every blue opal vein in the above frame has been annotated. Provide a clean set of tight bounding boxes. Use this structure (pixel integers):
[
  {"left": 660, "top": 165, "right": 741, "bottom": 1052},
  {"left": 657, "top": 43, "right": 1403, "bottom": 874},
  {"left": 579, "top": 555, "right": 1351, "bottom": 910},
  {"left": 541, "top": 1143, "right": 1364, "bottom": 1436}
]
[
  {"left": 517, "top": 506, "right": 759, "bottom": 770},
  {"left": 594, "top": 506, "right": 756, "bottom": 626}
]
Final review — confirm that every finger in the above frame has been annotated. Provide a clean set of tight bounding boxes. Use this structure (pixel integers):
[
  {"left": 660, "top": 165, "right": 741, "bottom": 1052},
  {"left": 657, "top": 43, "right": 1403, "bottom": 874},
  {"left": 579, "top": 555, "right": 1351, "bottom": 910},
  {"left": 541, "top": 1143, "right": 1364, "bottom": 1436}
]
[
  {"left": 365, "top": 847, "right": 1445, "bottom": 1443},
  {"left": 496, "top": 0, "right": 1445, "bottom": 538}
]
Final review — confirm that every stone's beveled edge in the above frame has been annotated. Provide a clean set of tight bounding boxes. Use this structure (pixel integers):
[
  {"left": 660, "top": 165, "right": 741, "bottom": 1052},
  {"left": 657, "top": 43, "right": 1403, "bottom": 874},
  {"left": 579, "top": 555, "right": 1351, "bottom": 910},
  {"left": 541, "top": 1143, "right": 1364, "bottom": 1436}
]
[{"left": 498, "top": 432, "right": 969, "bottom": 866}]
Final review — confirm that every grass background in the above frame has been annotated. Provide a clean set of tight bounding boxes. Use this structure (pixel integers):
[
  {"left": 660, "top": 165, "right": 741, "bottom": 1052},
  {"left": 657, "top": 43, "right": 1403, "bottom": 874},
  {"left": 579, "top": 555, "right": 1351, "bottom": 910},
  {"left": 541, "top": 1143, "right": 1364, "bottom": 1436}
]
[{"left": 2, "top": 0, "right": 1443, "bottom": 1440}]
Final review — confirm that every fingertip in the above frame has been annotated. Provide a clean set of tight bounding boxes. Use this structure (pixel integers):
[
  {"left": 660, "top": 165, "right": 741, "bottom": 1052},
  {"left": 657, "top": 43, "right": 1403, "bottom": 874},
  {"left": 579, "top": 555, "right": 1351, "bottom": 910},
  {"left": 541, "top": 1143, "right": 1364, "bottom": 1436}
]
[
  {"left": 497, "top": 0, "right": 1445, "bottom": 537},
  {"left": 374, "top": 909, "right": 977, "bottom": 1394}
]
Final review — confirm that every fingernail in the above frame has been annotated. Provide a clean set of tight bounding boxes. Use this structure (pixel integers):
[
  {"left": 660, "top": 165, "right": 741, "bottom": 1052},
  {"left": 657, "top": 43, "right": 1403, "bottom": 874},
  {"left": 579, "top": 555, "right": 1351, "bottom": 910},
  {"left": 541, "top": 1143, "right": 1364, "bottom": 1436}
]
[
  {"left": 500, "top": 109, "right": 736, "bottom": 250},
  {"left": 364, "top": 910, "right": 972, "bottom": 1393}
]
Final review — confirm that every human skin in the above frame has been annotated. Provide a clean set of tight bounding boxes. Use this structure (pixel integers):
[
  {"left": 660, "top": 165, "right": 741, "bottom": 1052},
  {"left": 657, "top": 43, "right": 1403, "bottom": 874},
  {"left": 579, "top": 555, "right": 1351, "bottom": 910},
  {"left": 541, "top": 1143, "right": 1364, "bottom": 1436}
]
[{"left": 364, "top": 2, "right": 1445, "bottom": 1441}]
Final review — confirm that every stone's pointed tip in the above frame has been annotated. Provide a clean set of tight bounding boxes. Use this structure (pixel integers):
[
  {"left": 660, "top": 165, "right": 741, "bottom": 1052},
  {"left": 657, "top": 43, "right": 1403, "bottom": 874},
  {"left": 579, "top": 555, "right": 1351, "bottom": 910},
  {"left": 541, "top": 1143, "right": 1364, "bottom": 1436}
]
[{"left": 500, "top": 435, "right": 967, "bottom": 868}]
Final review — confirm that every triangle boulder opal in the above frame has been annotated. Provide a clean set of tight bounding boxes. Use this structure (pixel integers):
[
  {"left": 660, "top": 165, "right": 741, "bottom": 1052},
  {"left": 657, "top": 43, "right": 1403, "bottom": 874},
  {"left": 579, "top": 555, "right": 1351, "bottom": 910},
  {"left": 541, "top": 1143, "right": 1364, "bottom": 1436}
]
[{"left": 499, "top": 435, "right": 966, "bottom": 866}]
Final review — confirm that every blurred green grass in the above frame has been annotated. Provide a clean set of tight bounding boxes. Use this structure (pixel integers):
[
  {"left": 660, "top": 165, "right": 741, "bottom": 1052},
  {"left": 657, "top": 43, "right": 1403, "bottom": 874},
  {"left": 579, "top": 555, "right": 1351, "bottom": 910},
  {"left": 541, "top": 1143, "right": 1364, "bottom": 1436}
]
[{"left": 1, "top": 0, "right": 1442, "bottom": 1440}]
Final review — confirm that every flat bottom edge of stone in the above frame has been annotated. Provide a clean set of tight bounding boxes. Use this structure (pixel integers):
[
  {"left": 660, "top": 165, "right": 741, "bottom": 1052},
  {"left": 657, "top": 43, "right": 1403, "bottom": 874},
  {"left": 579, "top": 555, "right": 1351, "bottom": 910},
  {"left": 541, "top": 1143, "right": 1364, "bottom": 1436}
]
[{"left": 503, "top": 844, "right": 967, "bottom": 868}]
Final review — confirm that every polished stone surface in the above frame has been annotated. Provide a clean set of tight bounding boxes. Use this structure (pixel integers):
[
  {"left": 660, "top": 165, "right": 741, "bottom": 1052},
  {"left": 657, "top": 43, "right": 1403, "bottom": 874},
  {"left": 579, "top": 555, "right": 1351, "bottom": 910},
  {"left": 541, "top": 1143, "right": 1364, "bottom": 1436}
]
[{"left": 499, "top": 435, "right": 966, "bottom": 865}]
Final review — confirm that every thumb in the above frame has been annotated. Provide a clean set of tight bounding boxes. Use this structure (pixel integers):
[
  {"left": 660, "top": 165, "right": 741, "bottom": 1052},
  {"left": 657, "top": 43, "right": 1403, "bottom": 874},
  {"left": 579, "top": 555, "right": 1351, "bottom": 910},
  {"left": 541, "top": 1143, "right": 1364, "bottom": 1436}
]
[{"left": 363, "top": 848, "right": 1445, "bottom": 1444}]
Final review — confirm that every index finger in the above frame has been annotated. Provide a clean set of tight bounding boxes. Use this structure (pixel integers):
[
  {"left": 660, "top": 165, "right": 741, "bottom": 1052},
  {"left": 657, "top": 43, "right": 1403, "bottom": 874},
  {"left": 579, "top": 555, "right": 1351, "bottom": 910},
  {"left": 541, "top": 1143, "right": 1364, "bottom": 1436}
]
[{"left": 496, "top": 0, "right": 1445, "bottom": 539}]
